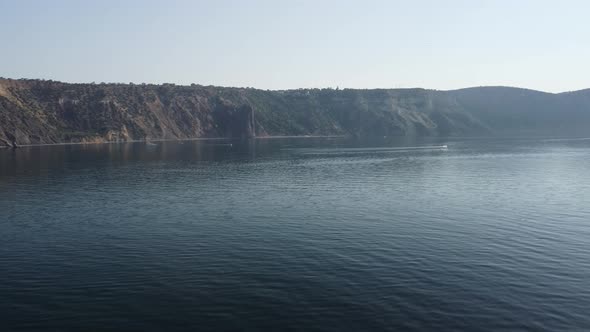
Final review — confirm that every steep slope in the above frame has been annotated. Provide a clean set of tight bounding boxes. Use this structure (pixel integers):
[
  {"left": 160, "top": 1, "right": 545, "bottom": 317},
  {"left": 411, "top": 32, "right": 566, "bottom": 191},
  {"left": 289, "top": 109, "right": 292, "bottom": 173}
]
[
  {"left": 448, "top": 87, "right": 590, "bottom": 136},
  {"left": 0, "top": 80, "right": 256, "bottom": 146},
  {"left": 1, "top": 79, "right": 589, "bottom": 147}
]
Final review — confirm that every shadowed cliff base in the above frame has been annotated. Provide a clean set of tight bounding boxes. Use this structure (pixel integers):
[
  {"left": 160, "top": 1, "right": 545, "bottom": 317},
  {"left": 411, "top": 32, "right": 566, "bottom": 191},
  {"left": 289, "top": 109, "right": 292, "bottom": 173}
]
[{"left": 1, "top": 78, "right": 589, "bottom": 147}]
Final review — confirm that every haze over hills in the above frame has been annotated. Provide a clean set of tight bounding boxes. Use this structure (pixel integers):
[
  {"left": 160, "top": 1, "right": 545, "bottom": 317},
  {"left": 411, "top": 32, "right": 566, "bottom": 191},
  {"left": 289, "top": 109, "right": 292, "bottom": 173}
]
[{"left": 1, "top": 78, "right": 589, "bottom": 147}]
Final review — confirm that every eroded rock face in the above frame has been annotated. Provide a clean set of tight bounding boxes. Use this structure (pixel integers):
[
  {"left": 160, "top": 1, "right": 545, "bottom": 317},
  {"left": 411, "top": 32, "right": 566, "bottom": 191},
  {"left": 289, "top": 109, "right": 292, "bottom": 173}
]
[
  {"left": 1, "top": 78, "right": 589, "bottom": 146},
  {"left": 212, "top": 98, "right": 255, "bottom": 139},
  {"left": 0, "top": 80, "right": 262, "bottom": 145}
]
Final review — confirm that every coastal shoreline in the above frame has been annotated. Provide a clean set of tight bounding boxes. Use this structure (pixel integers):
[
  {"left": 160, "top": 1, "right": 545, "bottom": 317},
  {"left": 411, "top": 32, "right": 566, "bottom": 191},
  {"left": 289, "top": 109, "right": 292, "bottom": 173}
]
[{"left": 3, "top": 135, "right": 347, "bottom": 148}]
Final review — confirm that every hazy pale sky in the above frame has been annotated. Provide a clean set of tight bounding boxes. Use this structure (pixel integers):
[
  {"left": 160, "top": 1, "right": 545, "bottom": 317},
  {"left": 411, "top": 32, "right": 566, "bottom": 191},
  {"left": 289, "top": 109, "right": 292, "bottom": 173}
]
[{"left": 1, "top": 0, "right": 588, "bottom": 92}]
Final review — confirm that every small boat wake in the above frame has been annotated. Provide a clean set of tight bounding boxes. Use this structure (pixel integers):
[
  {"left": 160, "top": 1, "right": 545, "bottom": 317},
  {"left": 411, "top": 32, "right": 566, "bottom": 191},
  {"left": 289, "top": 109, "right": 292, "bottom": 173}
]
[{"left": 293, "top": 145, "right": 449, "bottom": 155}]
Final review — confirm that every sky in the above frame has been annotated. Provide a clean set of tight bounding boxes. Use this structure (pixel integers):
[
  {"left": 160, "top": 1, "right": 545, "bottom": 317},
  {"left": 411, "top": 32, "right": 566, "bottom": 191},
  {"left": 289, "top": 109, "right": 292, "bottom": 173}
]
[{"left": 1, "top": 0, "right": 588, "bottom": 92}]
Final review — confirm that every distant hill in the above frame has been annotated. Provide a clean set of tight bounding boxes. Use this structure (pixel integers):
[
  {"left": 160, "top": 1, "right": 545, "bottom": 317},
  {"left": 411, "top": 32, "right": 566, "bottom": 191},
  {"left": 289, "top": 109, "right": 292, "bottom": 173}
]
[{"left": 1, "top": 79, "right": 589, "bottom": 147}]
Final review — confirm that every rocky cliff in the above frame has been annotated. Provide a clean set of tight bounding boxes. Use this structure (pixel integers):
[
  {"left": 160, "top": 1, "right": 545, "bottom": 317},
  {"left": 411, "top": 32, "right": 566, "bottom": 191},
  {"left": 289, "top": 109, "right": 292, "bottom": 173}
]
[{"left": 1, "top": 78, "right": 589, "bottom": 147}]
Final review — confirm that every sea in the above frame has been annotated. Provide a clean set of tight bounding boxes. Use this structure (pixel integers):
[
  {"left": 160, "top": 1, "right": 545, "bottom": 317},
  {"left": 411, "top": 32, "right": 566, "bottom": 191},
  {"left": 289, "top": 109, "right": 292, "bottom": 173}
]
[{"left": 1, "top": 137, "right": 589, "bottom": 331}]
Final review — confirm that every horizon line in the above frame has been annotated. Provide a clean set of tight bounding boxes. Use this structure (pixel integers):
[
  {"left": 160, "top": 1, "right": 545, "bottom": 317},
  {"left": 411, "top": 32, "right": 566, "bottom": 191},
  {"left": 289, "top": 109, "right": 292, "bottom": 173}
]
[{"left": 1, "top": 76, "right": 587, "bottom": 95}]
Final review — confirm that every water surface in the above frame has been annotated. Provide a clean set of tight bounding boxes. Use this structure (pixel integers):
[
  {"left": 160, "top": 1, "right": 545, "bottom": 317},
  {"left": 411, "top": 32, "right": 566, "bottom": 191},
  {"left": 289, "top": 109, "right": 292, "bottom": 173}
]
[{"left": 1, "top": 137, "right": 590, "bottom": 331}]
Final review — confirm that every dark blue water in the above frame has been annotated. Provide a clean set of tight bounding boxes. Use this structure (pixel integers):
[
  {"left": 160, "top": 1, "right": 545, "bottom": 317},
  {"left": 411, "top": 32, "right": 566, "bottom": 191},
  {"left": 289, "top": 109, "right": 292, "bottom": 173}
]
[{"left": 1, "top": 137, "right": 590, "bottom": 331}]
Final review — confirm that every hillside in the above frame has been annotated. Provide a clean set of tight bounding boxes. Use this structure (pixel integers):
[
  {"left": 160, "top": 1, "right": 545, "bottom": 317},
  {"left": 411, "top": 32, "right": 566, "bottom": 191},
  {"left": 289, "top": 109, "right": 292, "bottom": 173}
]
[{"left": 1, "top": 79, "right": 589, "bottom": 147}]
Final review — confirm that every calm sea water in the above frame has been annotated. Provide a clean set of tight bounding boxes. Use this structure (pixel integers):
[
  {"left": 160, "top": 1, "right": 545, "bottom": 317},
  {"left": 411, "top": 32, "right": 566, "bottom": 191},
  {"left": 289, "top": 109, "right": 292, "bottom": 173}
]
[{"left": 1, "top": 137, "right": 590, "bottom": 331}]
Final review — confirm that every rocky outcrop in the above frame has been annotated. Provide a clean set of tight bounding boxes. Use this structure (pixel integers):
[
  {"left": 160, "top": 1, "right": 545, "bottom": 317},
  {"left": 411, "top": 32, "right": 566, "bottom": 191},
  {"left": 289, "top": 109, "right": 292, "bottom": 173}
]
[
  {"left": 0, "top": 79, "right": 262, "bottom": 146},
  {"left": 1, "top": 78, "right": 589, "bottom": 146},
  {"left": 211, "top": 98, "right": 256, "bottom": 139}
]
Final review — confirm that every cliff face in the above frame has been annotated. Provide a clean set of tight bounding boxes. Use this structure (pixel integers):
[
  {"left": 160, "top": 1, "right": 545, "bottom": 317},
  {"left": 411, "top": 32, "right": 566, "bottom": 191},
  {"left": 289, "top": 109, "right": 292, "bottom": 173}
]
[
  {"left": 0, "top": 80, "right": 257, "bottom": 146},
  {"left": 1, "top": 79, "right": 589, "bottom": 147}
]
